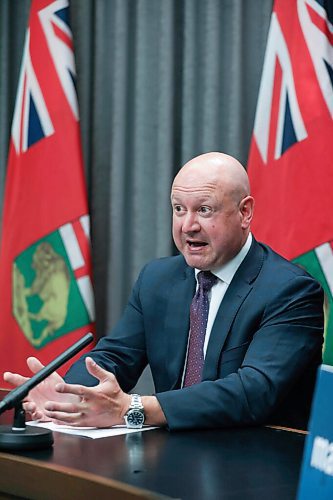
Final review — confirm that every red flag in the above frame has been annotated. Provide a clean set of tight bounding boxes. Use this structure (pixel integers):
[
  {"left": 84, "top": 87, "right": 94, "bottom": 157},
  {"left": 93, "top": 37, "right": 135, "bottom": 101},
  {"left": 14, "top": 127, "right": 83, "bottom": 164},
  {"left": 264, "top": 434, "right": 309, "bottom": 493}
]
[
  {"left": 247, "top": 0, "right": 333, "bottom": 363},
  {"left": 0, "top": 0, "right": 95, "bottom": 387}
]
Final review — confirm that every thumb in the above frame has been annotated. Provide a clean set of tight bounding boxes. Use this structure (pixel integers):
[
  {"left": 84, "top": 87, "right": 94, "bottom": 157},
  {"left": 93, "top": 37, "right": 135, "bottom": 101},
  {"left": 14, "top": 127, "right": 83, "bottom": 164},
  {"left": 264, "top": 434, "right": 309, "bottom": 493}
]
[
  {"left": 27, "top": 357, "right": 45, "bottom": 374},
  {"left": 85, "top": 357, "right": 116, "bottom": 384}
]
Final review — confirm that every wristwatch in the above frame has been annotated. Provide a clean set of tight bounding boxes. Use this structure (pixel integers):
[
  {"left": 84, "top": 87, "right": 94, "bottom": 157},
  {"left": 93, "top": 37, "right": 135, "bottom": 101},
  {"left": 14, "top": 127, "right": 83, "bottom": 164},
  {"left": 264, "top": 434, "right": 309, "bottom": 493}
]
[{"left": 124, "top": 394, "right": 145, "bottom": 429}]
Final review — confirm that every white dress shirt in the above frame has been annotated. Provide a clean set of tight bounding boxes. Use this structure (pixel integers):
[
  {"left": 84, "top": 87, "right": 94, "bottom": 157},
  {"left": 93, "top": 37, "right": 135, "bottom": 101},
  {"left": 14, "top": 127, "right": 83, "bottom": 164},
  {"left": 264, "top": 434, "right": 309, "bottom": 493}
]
[
  {"left": 196, "top": 233, "right": 252, "bottom": 356},
  {"left": 181, "top": 234, "right": 252, "bottom": 387}
]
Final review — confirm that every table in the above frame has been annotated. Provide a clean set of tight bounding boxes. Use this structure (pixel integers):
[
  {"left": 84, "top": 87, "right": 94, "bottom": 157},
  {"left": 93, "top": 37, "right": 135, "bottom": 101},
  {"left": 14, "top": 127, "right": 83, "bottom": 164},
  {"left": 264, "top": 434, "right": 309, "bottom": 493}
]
[{"left": 0, "top": 391, "right": 305, "bottom": 499}]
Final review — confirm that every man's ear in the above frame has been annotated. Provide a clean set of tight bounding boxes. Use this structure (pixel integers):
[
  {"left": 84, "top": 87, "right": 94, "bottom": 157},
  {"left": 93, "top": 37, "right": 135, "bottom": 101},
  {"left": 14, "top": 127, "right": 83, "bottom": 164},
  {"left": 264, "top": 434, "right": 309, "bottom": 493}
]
[{"left": 239, "top": 196, "right": 255, "bottom": 228}]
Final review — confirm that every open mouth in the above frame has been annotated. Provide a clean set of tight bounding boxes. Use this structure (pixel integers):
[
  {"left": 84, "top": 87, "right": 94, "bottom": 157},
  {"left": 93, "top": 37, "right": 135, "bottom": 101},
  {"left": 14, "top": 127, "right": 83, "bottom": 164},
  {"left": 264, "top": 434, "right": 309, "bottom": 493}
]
[{"left": 187, "top": 240, "right": 208, "bottom": 249}]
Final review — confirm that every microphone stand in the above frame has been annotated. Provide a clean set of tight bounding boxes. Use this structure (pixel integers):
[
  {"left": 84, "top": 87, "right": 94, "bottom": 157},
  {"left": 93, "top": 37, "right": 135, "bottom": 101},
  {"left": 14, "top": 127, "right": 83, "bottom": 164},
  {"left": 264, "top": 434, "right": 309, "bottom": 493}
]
[{"left": 0, "top": 332, "right": 94, "bottom": 451}]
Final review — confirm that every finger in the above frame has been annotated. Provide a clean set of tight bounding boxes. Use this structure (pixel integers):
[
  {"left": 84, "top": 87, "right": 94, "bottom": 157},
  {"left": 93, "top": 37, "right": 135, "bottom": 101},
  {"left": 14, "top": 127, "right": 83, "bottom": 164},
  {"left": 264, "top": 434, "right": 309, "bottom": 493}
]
[
  {"left": 52, "top": 417, "right": 89, "bottom": 427},
  {"left": 29, "top": 410, "right": 47, "bottom": 421},
  {"left": 44, "top": 410, "right": 83, "bottom": 425},
  {"left": 27, "top": 357, "right": 45, "bottom": 374},
  {"left": 23, "top": 401, "right": 37, "bottom": 413},
  {"left": 54, "top": 382, "right": 88, "bottom": 400},
  {"left": 23, "top": 402, "right": 47, "bottom": 422},
  {"left": 3, "top": 372, "right": 29, "bottom": 387},
  {"left": 44, "top": 401, "right": 81, "bottom": 414},
  {"left": 85, "top": 357, "right": 116, "bottom": 384}
]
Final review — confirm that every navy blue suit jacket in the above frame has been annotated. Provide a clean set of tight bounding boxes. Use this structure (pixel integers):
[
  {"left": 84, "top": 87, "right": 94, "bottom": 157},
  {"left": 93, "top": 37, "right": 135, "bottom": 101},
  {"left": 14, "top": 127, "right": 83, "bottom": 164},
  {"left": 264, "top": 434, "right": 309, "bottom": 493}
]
[{"left": 65, "top": 238, "right": 324, "bottom": 430}]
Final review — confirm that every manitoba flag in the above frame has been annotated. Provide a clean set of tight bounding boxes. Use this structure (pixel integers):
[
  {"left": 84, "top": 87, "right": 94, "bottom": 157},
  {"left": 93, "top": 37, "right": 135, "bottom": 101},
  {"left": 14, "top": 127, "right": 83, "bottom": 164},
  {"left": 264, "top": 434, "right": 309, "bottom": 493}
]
[
  {"left": 0, "top": 0, "right": 95, "bottom": 386},
  {"left": 247, "top": 0, "right": 333, "bottom": 363}
]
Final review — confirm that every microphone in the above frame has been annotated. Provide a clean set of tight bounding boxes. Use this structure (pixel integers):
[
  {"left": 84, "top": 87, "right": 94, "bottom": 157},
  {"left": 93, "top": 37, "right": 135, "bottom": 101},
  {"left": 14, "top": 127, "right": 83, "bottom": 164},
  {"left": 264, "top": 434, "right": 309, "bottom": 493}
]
[
  {"left": 0, "top": 332, "right": 94, "bottom": 451},
  {"left": 0, "top": 332, "right": 94, "bottom": 414}
]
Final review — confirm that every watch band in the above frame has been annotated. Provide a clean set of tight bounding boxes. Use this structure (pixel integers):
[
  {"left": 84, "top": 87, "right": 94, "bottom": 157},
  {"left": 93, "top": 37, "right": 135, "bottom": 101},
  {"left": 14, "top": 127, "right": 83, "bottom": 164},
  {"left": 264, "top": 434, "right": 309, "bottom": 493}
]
[
  {"left": 124, "top": 394, "right": 145, "bottom": 428},
  {"left": 129, "top": 394, "right": 143, "bottom": 410}
]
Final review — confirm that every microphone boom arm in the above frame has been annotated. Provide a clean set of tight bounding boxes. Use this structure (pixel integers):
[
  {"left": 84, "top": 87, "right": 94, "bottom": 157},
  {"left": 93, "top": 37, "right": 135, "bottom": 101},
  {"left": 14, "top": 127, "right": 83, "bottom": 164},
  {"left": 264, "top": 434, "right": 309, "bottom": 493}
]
[{"left": 0, "top": 332, "right": 94, "bottom": 415}]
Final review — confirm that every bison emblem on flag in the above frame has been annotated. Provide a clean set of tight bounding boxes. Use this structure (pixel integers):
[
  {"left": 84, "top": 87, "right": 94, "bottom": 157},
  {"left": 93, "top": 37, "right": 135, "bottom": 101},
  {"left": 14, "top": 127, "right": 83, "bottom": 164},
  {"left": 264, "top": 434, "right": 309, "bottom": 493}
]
[{"left": 12, "top": 216, "right": 94, "bottom": 348}]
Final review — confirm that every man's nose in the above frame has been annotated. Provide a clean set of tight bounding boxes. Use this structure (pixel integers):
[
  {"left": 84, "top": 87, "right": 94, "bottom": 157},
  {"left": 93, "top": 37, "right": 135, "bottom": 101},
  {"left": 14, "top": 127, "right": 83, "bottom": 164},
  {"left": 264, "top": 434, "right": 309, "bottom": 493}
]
[{"left": 182, "top": 212, "right": 200, "bottom": 233}]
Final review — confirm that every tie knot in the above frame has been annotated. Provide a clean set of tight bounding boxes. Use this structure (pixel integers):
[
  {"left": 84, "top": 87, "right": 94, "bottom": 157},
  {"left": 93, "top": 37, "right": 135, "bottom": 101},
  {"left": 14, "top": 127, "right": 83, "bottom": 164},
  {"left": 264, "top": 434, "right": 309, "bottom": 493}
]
[{"left": 197, "top": 271, "right": 217, "bottom": 292}]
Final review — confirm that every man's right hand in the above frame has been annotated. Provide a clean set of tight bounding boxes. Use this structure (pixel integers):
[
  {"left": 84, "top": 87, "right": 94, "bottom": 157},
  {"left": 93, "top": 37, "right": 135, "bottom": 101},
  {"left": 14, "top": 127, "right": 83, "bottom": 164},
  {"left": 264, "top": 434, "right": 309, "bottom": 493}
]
[{"left": 3, "top": 357, "right": 78, "bottom": 421}]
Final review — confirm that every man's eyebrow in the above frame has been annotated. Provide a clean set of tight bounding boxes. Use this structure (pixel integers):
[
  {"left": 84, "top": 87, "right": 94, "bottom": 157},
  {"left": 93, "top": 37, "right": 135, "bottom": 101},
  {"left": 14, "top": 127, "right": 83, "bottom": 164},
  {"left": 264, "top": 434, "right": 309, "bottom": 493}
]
[{"left": 171, "top": 197, "right": 215, "bottom": 206}]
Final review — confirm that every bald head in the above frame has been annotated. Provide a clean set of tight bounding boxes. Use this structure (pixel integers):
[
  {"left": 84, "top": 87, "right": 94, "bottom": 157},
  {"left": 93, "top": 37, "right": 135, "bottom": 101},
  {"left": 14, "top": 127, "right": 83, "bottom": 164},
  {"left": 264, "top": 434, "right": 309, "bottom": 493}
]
[
  {"left": 171, "top": 152, "right": 254, "bottom": 270},
  {"left": 172, "top": 152, "right": 250, "bottom": 205}
]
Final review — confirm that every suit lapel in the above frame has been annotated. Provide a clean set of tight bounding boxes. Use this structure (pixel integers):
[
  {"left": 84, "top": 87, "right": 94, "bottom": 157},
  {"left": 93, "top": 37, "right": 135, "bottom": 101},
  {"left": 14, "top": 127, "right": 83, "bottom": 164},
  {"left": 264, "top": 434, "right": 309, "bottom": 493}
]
[
  {"left": 203, "top": 238, "right": 265, "bottom": 380},
  {"left": 164, "top": 263, "right": 195, "bottom": 389}
]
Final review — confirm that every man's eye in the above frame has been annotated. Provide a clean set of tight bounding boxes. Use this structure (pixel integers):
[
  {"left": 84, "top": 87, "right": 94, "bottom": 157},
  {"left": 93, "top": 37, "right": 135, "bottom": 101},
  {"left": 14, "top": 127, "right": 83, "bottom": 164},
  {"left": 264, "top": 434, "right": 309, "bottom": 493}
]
[
  {"left": 174, "top": 205, "right": 184, "bottom": 213},
  {"left": 198, "top": 206, "right": 212, "bottom": 215}
]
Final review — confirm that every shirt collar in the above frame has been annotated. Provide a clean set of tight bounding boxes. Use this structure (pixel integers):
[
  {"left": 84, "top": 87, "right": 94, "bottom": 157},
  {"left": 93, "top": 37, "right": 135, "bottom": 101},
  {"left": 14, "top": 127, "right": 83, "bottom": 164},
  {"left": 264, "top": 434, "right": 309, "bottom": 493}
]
[{"left": 194, "top": 233, "right": 252, "bottom": 285}]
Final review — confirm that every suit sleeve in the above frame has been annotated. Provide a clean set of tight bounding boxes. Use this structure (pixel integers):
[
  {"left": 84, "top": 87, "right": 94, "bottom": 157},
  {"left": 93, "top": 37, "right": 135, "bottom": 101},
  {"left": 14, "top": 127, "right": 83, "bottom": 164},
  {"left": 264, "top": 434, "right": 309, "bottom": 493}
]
[
  {"left": 64, "top": 267, "right": 148, "bottom": 391},
  {"left": 156, "top": 275, "right": 324, "bottom": 430}
]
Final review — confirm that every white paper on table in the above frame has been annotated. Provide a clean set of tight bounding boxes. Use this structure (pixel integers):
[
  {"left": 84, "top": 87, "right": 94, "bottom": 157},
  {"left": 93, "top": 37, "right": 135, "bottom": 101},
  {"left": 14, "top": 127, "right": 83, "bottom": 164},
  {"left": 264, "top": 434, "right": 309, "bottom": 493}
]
[{"left": 26, "top": 421, "right": 158, "bottom": 439}]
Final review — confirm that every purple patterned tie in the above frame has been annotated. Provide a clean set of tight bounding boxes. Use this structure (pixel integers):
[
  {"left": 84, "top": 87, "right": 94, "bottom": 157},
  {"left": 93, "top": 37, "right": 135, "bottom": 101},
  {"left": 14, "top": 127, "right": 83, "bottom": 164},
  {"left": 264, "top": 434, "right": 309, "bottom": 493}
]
[{"left": 183, "top": 271, "right": 218, "bottom": 387}]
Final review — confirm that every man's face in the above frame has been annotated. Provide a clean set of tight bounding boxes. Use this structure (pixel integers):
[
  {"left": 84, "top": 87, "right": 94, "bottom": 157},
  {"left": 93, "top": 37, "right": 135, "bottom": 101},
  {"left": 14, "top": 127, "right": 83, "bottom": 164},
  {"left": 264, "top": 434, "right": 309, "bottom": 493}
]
[{"left": 171, "top": 169, "right": 250, "bottom": 270}]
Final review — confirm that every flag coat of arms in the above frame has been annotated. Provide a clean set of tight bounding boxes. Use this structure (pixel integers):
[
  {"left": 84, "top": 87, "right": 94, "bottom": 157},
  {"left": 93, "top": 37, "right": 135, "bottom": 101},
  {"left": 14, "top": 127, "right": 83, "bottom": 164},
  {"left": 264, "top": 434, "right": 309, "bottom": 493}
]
[
  {"left": 247, "top": 0, "right": 333, "bottom": 364},
  {"left": 0, "top": 0, "right": 95, "bottom": 384}
]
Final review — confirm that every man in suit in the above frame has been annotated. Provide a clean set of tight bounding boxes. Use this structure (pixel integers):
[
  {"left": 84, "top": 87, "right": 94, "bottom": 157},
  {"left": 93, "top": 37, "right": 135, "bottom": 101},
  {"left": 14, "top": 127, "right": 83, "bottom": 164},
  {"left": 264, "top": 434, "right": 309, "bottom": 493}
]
[{"left": 4, "top": 152, "right": 324, "bottom": 430}]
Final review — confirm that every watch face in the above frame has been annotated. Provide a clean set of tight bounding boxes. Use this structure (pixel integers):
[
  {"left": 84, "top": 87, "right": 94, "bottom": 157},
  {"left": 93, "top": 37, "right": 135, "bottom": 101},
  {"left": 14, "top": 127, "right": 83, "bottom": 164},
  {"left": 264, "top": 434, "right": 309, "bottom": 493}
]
[{"left": 126, "top": 409, "right": 144, "bottom": 427}]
